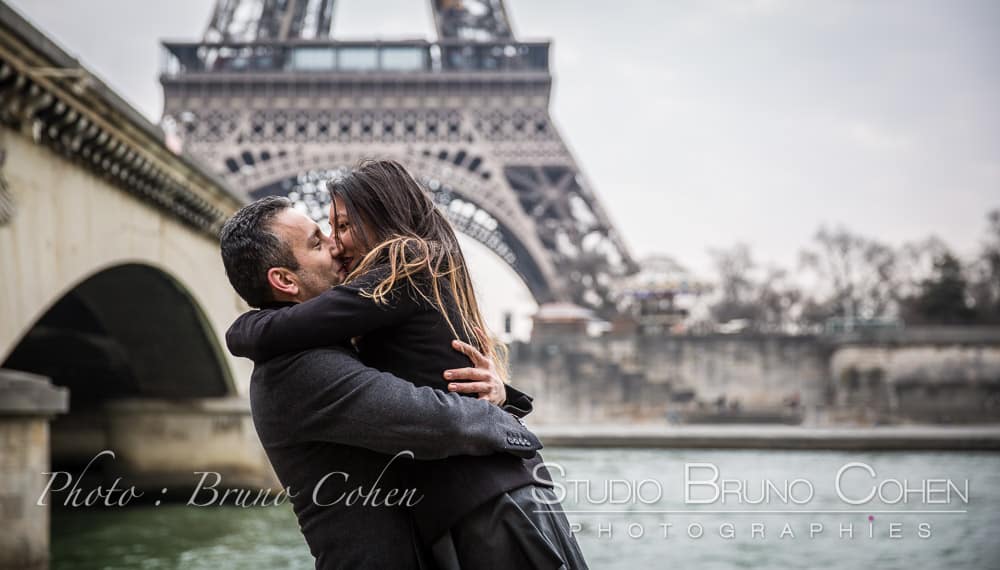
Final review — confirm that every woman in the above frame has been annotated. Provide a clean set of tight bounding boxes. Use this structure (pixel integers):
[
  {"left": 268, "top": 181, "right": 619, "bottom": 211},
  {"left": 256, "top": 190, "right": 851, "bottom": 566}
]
[{"left": 227, "top": 159, "right": 587, "bottom": 569}]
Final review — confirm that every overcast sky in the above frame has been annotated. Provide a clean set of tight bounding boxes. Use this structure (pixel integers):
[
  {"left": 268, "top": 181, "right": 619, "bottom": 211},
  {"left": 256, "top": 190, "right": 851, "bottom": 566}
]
[{"left": 8, "top": 0, "right": 999, "bottom": 336}]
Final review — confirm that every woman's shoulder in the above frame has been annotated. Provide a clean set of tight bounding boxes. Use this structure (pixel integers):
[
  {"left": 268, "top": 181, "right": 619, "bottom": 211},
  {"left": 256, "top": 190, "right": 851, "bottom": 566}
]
[
  {"left": 340, "top": 263, "right": 434, "bottom": 307},
  {"left": 341, "top": 263, "right": 393, "bottom": 290}
]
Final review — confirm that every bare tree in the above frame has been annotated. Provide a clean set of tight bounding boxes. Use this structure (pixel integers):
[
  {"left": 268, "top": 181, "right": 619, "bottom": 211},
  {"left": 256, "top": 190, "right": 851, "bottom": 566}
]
[
  {"left": 895, "top": 236, "right": 952, "bottom": 301},
  {"left": 708, "top": 244, "right": 761, "bottom": 325},
  {"left": 699, "top": 216, "right": 997, "bottom": 331},
  {"left": 756, "top": 266, "right": 804, "bottom": 332},
  {"left": 708, "top": 244, "right": 803, "bottom": 331},
  {"left": 798, "top": 226, "right": 898, "bottom": 320},
  {"left": 969, "top": 209, "right": 1000, "bottom": 323}
]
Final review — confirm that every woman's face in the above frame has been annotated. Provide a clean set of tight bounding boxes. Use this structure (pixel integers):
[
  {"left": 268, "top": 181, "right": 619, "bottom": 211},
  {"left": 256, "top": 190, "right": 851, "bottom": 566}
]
[{"left": 330, "top": 195, "right": 364, "bottom": 278}]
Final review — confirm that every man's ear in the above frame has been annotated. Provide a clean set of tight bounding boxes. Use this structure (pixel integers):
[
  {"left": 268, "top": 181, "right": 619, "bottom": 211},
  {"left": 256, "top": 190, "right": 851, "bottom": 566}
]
[{"left": 267, "top": 267, "right": 299, "bottom": 298}]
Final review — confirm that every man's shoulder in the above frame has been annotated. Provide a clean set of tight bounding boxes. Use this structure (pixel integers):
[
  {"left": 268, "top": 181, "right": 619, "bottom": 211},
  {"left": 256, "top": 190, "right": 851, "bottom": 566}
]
[
  {"left": 251, "top": 344, "right": 361, "bottom": 380},
  {"left": 249, "top": 345, "right": 368, "bottom": 418}
]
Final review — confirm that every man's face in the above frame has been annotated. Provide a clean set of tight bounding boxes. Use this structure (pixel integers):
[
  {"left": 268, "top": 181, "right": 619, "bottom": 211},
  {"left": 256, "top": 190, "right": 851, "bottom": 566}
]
[{"left": 270, "top": 208, "right": 343, "bottom": 301}]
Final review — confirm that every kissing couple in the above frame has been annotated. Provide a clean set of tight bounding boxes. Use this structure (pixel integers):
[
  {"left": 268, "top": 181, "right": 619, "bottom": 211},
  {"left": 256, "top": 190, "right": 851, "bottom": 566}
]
[{"left": 219, "top": 159, "right": 588, "bottom": 569}]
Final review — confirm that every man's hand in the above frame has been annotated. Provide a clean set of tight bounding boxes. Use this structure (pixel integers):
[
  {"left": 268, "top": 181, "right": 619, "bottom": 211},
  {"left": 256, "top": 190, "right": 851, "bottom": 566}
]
[{"left": 443, "top": 335, "right": 506, "bottom": 406}]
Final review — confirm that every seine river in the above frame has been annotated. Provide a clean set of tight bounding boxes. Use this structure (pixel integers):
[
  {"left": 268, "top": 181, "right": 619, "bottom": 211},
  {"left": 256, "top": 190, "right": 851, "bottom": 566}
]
[{"left": 52, "top": 449, "right": 1000, "bottom": 569}]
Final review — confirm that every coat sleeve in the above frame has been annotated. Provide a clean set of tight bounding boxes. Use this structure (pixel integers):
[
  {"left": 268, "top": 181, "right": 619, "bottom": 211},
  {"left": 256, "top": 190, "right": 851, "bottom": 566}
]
[
  {"left": 227, "top": 267, "right": 419, "bottom": 362},
  {"left": 501, "top": 384, "right": 535, "bottom": 418},
  {"left": 253, "top": 348, "right": 543, "bottom": 461}
]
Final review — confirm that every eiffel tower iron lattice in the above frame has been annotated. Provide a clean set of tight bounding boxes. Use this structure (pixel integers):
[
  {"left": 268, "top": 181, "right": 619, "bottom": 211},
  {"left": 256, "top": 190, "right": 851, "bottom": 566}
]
[{"left": 161, "top": 0, "right": 636, "bottom": 313}]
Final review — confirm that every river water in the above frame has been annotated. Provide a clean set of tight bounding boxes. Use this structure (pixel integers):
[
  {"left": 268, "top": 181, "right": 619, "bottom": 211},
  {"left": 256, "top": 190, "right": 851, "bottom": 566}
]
[{"left": 51, "top": 448, "right": 1000, "bottom": 569}]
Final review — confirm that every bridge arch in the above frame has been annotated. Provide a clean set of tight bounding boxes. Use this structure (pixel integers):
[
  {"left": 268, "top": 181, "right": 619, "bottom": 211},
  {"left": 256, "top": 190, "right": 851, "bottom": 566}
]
[{"left": 2, "top": 262, "right": 235, "bottom": 404}]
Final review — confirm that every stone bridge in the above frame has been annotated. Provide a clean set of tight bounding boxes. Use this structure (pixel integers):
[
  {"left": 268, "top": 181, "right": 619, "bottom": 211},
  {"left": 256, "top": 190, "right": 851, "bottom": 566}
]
[{"left": 0, "top": 6, "right": 268, "bottom": 568}]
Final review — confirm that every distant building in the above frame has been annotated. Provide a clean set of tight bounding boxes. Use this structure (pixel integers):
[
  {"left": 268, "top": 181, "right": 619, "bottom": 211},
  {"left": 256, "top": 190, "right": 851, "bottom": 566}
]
[
  {"left": 531, "top": 302, "right": 595, "bottom": 340},
  {"left": 613, "top": 255, "right": 713, "bottom": 335}
]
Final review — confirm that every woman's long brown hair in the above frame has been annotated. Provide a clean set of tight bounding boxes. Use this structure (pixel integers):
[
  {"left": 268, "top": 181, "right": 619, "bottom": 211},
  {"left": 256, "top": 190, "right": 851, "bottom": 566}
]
[{"left": 328, "top": 159, "right": 509, "bottom": 381}]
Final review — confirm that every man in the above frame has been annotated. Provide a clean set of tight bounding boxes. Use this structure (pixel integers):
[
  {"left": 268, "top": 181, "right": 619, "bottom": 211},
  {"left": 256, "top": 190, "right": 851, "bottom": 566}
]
[{"left": 219, "top": 197, "right": 586, "bottom": 569}]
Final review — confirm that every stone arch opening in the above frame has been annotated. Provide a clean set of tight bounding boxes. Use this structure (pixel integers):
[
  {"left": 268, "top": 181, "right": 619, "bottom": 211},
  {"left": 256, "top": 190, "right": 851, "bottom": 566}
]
[{"left": 2, "top": 262, "right": 234, "bottom": 471}]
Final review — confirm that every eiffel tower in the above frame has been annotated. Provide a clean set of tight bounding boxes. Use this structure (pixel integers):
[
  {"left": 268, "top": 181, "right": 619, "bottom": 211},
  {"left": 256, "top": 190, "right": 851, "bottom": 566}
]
[{"left": 161, "top": 0, "right": 636, "bottom": 313}]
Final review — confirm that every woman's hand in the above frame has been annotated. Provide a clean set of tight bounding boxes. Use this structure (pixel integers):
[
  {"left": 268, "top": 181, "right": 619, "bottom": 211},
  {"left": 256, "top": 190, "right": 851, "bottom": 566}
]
[{"left": 443, "top": 338, "right": 507, "bottom": 406}]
